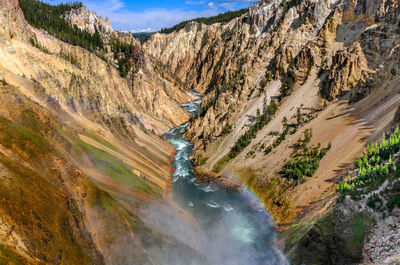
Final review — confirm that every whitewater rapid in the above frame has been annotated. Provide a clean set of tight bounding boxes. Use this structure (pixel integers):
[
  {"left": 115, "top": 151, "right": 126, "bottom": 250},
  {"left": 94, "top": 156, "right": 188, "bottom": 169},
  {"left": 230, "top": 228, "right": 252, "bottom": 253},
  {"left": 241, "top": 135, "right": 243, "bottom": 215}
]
[{"left": 163, "top": 92, "right": 288, "bottom": 265}]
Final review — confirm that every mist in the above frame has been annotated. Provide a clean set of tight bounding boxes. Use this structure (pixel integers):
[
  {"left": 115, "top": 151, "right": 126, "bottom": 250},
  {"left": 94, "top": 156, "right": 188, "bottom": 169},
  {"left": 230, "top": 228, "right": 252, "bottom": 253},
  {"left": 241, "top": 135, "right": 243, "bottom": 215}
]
[
  {"left": 143, "top": 97, "right": 289, "bottom": 265},
  {"left": 140, "top": 185, "right": 288, "bottom": 265}
]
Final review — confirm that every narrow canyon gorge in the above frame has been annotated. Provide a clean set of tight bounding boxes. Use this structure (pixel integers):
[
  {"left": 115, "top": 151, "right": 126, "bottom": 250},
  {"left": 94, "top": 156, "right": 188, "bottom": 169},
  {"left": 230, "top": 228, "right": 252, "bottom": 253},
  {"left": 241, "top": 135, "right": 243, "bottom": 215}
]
[{"left": 0, "top": 0, "right": 400, "bottom": 264}]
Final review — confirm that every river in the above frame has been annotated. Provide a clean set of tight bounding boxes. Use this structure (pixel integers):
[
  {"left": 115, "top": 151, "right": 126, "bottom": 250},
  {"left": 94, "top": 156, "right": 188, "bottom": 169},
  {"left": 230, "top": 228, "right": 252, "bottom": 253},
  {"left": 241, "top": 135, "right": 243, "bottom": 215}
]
[{"left": 163, "top": 92, "right": 288, "bottom": 265}]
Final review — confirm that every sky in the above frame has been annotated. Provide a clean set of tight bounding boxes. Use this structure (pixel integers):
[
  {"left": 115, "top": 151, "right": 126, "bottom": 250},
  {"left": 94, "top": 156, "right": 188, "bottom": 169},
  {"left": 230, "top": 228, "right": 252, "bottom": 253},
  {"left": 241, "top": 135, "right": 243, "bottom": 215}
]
[{"left": 47, "top": 0, "right": 257, "bottom": 32}]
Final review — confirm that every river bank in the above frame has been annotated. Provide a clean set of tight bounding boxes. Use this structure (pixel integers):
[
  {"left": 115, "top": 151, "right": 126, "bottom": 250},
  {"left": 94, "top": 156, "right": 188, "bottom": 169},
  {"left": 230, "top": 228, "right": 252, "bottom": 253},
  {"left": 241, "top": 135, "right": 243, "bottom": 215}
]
[{"left": 163, "top": 93, "right": 288, "bottom": 265}]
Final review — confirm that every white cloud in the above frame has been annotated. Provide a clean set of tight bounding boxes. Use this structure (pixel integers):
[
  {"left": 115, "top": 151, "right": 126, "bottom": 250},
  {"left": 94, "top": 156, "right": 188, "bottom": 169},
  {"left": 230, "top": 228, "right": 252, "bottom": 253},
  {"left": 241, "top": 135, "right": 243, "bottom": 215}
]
[
  {"left": 185, "top": 1, "right": 205, "bottom": 4},
  {"left": 84, "top": 2, "right": 219, "bottom": 31},
  {"left": 47, "top": 0, "right": 256, "bottom": 31},
  {"left": 217, "top": 0, "right": 256, "bottom": 9}
]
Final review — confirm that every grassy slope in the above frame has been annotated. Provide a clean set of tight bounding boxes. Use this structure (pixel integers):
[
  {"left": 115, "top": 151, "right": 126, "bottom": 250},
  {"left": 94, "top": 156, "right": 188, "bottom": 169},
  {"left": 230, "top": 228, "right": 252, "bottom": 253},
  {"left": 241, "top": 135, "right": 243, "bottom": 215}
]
[
  {"left": 0, "top": 83, "right": 168, "bottom": 263},
  {"left": 0, "top": 153, "right": 95, "bottom": 265},
  {"left": 78, "top": 140, "right": 161, "bottom": 197},
  {"left": 0, "top": 244, "right": 34, "bottom": 265}
]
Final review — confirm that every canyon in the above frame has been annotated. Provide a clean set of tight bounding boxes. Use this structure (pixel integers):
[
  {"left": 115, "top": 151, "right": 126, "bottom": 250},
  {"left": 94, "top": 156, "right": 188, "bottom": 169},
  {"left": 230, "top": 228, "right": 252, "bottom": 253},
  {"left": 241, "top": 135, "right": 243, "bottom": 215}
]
[{"left": 0, "top": 0, "right": 400, "bottom": 264}]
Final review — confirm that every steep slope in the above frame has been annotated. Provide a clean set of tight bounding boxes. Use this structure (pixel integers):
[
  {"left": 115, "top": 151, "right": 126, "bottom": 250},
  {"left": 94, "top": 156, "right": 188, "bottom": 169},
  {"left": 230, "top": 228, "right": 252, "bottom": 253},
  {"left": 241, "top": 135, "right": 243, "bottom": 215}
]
[
  {"left": 17, "top": 0, "right": 193, "bottom": 134},
  {"left": 0, "top": 0, "right": 206, "bottom": 264},
  {"left": 145, "top": 0, "right": 400, "bottom": 263},
  {"left": 2, "top": 0, "right": 400, "bottom": 263}
]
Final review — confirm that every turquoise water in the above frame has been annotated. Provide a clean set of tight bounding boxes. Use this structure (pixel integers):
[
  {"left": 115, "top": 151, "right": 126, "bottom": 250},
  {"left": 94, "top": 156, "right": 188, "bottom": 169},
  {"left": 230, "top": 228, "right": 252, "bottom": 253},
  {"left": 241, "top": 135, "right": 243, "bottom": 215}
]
[{"left": 163, "top": 93, "right": 287, "bottom": 265}]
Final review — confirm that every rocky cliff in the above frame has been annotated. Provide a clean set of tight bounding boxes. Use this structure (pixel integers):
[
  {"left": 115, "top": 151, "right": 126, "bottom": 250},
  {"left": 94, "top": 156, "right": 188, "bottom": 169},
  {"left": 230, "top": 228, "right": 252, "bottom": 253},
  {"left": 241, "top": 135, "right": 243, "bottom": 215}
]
[
  {"left": 0, "top": 0, "right": 204, "bottom": 264},
  {"left": 64, "top": 6, "right": 112, "bottom": 34},
  {"left": 2, "top": 0, "right": 400, "bottom": 263},
  {"left": 145, "top": 0, "right": 400, "bottom": 263}
]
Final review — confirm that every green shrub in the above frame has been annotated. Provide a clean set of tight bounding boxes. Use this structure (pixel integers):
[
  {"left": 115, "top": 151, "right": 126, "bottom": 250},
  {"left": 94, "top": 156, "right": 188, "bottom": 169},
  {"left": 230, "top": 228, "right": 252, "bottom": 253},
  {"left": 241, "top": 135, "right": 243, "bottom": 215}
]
[
  {"left": 280, "top": 71, "right": 296, "bottom": 97},
  {"left": 338, "top": 128, "right": 400, "bottom": 195},
  {"left": 29, "top": 37, "right": 51, "bottom": 54},
  {"left": 387, "top": 194, "right": 400, "bottom": 213},
  {"left": 281, "top": 0, "right": 303, "bottom": 10},
  {"left": 111, "top": 40, "right": 135, "bottom": 77},
  {"left": 264, "top": 121, "right": 290, "bottom": 155},
  {"left": 367, "top": 194, "right": 381, "bottom": 209},
  {"left": 214, "top": 99, "right": 279, "bottom": 171},
  {"left": 59, "top": 51, "right": 81, "bottom": 69},
  {"left": 199, "top": 157, "right": 209, "bottom": 166},
  {"left": 281, "top": 142, "right": 331, "bottom": 181},
  {"left": 221, "top": 123, "right": 232, "bottom": 136},
  {"left": 0, "top": 79, "right": 8, "bottom": 86}
]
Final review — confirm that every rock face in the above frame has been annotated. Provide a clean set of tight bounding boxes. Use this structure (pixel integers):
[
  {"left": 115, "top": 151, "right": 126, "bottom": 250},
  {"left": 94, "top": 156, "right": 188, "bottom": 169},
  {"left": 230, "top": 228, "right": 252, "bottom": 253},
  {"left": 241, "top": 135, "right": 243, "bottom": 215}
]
[
  {"left": 289, "top": 203, "right": 371, "bottom": 265},
  {"left": 145, "top": 0, "right": 400, "bottom": 263},
  {"left": 145, "top": 0, "right": 333, "bottom": 159},
  {"left": 145, "top": 0, "right": 400, "bottom": 159},
  {"left": 65, "top": 6, "right": 112, "bottom": 34},
  {"left": 28, "top": 7, "right": 191, "bottom": 135},
  {"left": 0, "top": 0, "right": 30, "bottom": 41},
  {"left": 2, "top": 0, "right": 400, "bottom": 263},
  {"left": 0, "top": 1, "right": 201, "bottom": 264},
  {"left": 321, "top": 43, "right": 374, "bottom": 101}
]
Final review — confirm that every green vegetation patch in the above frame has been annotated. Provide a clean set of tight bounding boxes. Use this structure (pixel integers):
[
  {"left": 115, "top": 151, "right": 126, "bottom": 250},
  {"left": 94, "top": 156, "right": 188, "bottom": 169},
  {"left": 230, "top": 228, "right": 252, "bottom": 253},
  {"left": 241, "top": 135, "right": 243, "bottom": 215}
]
[
  {"left": 263, "top": 108, "right": 320, "bottom": 156},
  {"left": 199, "top": 156, "right": 209, "bottom": 166},
  {"left": 220, "top": 123, "right": 232, "bottom": 136},
  {"left": 349, "top": 214, "right": 370, "bottom": 256},
  {"left": 111, "top": 40, "right": 135, "bottom": 77},
  {"left": 264, "top": 119, "right": 290, "bottom": 155},
  {"left": 213, "top": 99, "right": 279, "bottom": 172},
  {"left": 29, "top": 37, "right": 51, "bottom": 54},
  {"left": 20, "top": 0, "right": 136, "bottom": 77},
  {"left": 0, "top": 244, "right": 25, "bottom": 265},
  {"left": 85, "top": 132, "right": 127, "bottom": 156},
  {"left": 338, "top": 129, "right": 400, "bottom": 196},
  {"left": 281, "top": 144, "right": 330, "bottom": 181},
  {"left": 0, "top": 154, "right": 93, "bottom": 265},
  {"left": 78, "top": 141, "right": 161, "bottom": 197},
  {"left": 97, "top": 188, "right": 118, "bottom": 212},
  {"left": 0, "top": 115, "right": 51, "bottom": 158},
  {"left": 352, "top": 214, "right": 369, "bottom": 245},
  {"left": 280, "top": 129, "right": 331, "bottom": 183},
  {"left": 59, "top": 51, "right": 81, "bottom": 69},
  {"left": 293, "top": 210, "right": 367, "bottom": 264},
  {"left": 387, "top": 193, "right": 400, "bottom": 212},
  {"left": 281, "top": 0, "right": 303, "bottom": 12},
  {"left": 19, "top": 108, "right": 48, "bottom": 133},
  {"left": 213, "top": 154, "right": 231, "bottom": 172},
  {"left": 20, "top": 0, "right": 103, "bottom": 52},
  {"left": 280, "top": 71, "right": 297, "bottom": 97}
]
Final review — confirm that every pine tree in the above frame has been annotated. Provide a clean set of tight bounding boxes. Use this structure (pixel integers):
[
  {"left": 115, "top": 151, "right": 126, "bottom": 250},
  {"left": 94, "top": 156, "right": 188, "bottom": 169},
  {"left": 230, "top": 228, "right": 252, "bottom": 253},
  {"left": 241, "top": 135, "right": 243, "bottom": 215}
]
[{"left": 297, "top": 108, "right": 302, "bottom": 124}]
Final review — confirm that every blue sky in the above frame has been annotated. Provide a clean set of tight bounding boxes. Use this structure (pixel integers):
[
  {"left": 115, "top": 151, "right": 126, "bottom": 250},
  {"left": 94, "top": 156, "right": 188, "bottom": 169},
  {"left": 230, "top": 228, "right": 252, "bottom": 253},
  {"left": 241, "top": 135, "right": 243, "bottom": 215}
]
[{"left": 47, "top": 0, "right": 256, "bottom": 32}]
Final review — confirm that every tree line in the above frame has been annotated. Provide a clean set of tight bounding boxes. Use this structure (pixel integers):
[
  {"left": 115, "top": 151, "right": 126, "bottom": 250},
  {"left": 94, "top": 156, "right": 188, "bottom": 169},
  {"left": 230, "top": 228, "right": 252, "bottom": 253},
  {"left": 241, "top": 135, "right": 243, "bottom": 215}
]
[
  {"left": 19, "top": 0, "right": 103, "bottom": 53},
  {"left": 19, "top": 0, "right": 135, "bottom": 77},
  {"left": 160, "top": 8, "right": 248, "bottom": 34},
  {"left": 337, "top": 128, "right": 400, "bottom": 214},
  {"left": 339, "top": 129, "right": 400, "bottom": 196}
]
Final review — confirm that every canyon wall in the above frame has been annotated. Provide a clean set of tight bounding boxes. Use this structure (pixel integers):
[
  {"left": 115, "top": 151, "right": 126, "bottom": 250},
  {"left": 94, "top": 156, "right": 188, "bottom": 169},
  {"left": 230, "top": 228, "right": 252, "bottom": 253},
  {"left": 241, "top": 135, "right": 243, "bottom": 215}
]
[
  {"left": 145, "top": 0, "right": 400, "bottom": 263},
  {"left": 1, "top": 0, "right": 400, "bottom": 263},
  {"left": 0, "top": 0, "right": 204, "bottom": 264}
]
